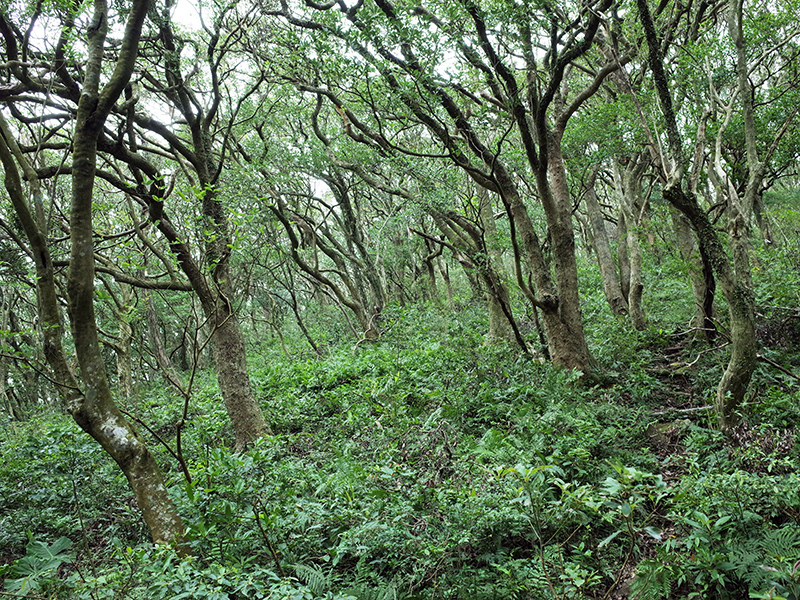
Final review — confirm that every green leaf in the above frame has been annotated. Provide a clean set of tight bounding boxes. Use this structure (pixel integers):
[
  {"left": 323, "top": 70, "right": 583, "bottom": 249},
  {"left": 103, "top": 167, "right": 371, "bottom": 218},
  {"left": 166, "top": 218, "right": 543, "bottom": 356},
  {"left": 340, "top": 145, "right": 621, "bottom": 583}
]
[
  {"left": 644, "top": 526, "right": 662, "bottom": 541},
  {"left": 598, "top": 529, "right": 623, "bottom": 548}
]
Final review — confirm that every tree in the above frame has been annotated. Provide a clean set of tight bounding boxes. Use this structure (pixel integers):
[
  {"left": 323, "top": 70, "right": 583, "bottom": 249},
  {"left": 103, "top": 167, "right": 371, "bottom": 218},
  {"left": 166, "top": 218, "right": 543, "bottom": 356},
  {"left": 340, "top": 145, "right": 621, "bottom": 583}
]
[
  {"left": 0, "top": 0, "right": 184, "bottom": 544},
  {"left": 635, "top": 0, "right": 758, "bottom": 429},
  {"left": 253, "top": 0, "right": 633, "bottom": 370},
  {"left": 105, "top": 0, "right": 273, "bottom": 449}
]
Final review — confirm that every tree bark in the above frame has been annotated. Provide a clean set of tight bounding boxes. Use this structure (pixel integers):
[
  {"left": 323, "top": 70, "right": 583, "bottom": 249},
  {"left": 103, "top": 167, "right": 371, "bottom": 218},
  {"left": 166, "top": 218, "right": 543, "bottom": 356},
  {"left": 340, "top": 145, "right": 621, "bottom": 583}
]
[
  {"left": 536, "top": 137, "right": 596, "bottom": 369},
  {"left": 612, "top": 160, "right": 648, "bottom": 330},
  {"left": 583, "top": 168, "right": 628, "bottom": 317}
]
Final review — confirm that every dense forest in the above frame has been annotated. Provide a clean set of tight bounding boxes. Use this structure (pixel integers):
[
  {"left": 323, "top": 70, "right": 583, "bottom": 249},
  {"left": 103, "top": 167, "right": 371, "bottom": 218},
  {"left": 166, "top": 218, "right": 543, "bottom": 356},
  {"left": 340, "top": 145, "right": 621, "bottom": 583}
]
[{"left": 1, "top": 0, "right": 799, "bottom": 596}]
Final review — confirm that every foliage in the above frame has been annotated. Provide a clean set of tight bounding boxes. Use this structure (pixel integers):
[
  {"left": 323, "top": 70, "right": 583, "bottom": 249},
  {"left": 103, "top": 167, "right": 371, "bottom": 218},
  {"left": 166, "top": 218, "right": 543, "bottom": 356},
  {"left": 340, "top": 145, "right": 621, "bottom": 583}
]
[
  {"left": 2, "top": 535, "right": 73, "bottom": 595},
  {"left": 2, "top": 0, "right": 800, "bottom": 593}
]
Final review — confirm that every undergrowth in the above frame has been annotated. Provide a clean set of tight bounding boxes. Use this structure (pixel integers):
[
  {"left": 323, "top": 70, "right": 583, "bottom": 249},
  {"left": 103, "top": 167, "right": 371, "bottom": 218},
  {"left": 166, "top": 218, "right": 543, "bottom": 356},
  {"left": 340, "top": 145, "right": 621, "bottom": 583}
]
[{"left": 2, "top": 295, "right": 799, "bottom": 599}]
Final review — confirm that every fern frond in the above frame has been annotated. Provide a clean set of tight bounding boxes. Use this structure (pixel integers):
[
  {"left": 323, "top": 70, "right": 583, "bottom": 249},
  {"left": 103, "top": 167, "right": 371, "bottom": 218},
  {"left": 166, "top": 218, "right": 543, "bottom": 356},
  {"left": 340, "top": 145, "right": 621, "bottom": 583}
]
[
  {"left": 761, "top": 527, "right": 800, "bottom": 557},
  {"left": 294, "top": 563, "right": 331, "bottom": 595},
  {"left": 628, "top": 558, "right": 674, "bottom": 600}
]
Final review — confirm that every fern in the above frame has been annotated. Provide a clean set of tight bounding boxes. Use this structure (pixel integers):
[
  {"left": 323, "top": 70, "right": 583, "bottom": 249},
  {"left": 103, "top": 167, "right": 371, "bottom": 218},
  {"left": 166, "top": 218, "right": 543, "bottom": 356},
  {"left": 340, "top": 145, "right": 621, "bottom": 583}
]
[
  {"left": 294, "top": 563, "right": 333, "bottom": 595},
  {"left": 729, "top": 526, "right": 800, "bottom": 598},
  {"left": 628, "top": 558, "right": 675, "bottom": 600},
  {"left": 762, "top": 527, "right": 800, "bottom": 557},
  {"left": 341, "top": 558, "right": 409, "bottom": 600}
]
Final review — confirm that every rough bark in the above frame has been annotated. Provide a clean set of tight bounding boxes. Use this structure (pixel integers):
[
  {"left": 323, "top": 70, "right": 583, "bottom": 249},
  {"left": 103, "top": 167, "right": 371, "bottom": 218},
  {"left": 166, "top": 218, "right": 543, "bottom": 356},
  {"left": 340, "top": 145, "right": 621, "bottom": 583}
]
[
  {"left": 212, "top": 313, "right": 271, "bottom": 447},
  {"left": 537, "top": 139, "right": 596, "bottom": 369},
  {"left": 204, "top": 265, "right": 272, "bottom": 449},
  {"left": 68, "top": 0, "right": 186, "bottom": 544}
]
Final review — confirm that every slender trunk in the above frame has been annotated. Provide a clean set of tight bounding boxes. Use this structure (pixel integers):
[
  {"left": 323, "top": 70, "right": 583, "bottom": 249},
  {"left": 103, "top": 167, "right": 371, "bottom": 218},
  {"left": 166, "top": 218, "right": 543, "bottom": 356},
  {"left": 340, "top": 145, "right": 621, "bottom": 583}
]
[
  {"left": 671, "top": 210, "right": 714, "bottom": 334},
  {"left": 583, "top": 170, "right": 628, "bottom": 317},
  {"left": 478, "top": 186, "right": 518, "bottom": 346},
  {"left": 716, "top": 207, "right": 757, "bottom": 429},
  {"left": 290, "top": 300, "right": 321, "bottom": 356},
  {"left": 626, "top": 227, "right": 646, "bottom": 332},
  {"left": 211, "top": 309, "right": 270, "bottom": 448},
  {"left": 0, "top": 298, "right": 16, "bottom": 419},
  {"left": 430, "top": 212, "right": 508, "bottom": 340},
  {"left": 70, "top": 94, "right": 184, "bottom": 549},
  {"left": 0, "top": 330, "right": 20, "bottom": 420},
  {"left": 146, "top": 175, "right": 270, "bottom": 450},
  {"left": 669, "top": 187, "right": 754, "bottom": 430},
  {"left": 617, "top": 212, "right": 631, "bottom": 302},
  {"left": 612, "top": 162, "right": 647, "bottom": 330},
  {"left": 439, "top": 258, "right": 454, "bottom": 310},
  {"left": 421, "top": 235, "right": 442, "bottom": 303},
  {"left": 638, "top": 0, "right": 757, "bottom": 429},
  {"left": 333, "top": 179, "right": 386, "bottom": 313},
  {"left": 116, "top": 285, "right": 134, "bottom": 400},
  {"left": 145, "top": 291, "right": 178, "bottom": 384},
  {"left": 752, "top": 194, "right": 773, "bottom": 245}
]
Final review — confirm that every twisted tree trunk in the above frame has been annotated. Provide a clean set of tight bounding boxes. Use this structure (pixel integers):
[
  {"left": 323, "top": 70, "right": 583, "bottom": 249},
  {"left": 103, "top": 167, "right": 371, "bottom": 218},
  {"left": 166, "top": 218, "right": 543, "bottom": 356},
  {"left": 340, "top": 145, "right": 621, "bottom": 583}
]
[{"left": 0, "top": 1, "right": 185, "bottom": 543}]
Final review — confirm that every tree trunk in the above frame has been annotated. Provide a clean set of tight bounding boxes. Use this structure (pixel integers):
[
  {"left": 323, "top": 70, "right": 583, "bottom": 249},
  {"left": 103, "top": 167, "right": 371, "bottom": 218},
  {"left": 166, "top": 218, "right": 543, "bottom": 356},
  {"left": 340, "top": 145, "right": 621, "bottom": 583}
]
[
  {"left": 478, "top": 186, "right": 518, "bottom": 346},
  {"left": 439, "top": 258, "right": 455, "bottom": 310},
  {"left": 612, "top": 161, "right": 647, "bottom": 330},
  {"left": 637, "top": 0, "right": 756, "bottom": 429},
  {"left": 211, "top": 302, "right": 271, "bottom": 450},
  {"left": 752, "top": 194, "right": 774, "bottom": 245},
  {"left": 421, "top": 233, "right": 442, "bottom": 303},
  {"left": 671, "top": 189, "right": 756, "bottom": 429},
  {"left": 671, "top": 210, "right": 714, "bottom": 334},
  {"left": 116, "top": 285, "right": 134, "bottom": 401},
  {"left": 537, "top": 139, "right": 595, "bottom": 370},
  {"left": 0, "top": 311, "right": 21, "bottom": 420},
  {"left": 0, "top": 3, "right": 185, "bottom": 545},
  {"left": 617, "top": 212, "right": 631, "bottom": 302},
  {"left": 583, "top": 169, "right": 628, "bottom": 317},
  {"left": 145, "top": 291, "right": 179, "bottom": 384}
]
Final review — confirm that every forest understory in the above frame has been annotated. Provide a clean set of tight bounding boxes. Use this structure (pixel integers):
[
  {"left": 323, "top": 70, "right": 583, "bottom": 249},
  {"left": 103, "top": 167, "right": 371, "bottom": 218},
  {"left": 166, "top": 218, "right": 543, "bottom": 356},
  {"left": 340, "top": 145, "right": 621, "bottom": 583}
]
[{"left": 2, "top": 208, "right": 799, "bottom": 599}]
